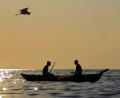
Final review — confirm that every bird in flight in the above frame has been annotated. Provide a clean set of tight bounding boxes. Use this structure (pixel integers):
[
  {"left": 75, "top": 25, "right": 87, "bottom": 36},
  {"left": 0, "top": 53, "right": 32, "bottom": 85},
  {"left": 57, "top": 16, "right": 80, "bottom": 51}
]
[{"left": 15, "top": 7, "right": 32, "bottom": 16}]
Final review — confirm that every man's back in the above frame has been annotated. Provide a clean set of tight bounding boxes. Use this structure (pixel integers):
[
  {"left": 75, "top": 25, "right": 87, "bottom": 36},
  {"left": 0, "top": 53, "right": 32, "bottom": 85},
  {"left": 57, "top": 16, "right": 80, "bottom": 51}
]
[
  {"left": 43, "top": 65, "right": 48, "bottom": 75},
  {"left": 76, "top": 64, "right": 82, "bottom": 75}
]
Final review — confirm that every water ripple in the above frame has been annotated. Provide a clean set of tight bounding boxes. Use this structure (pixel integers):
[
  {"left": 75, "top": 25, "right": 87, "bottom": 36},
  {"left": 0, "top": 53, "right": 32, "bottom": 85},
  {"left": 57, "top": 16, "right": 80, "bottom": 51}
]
[{"left": 0, "top": 69, "right": 120, "bottom": 98}]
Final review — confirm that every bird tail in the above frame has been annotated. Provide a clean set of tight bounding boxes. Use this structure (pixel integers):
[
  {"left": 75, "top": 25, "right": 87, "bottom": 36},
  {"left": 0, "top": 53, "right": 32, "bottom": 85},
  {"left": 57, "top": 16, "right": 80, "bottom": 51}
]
[{"left": 15, "top": 14, "right": 20, "bottom": 16}]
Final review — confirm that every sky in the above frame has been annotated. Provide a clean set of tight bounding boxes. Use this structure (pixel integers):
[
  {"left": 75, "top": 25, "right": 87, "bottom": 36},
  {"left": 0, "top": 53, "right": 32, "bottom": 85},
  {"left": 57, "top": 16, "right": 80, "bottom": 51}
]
[{"left": 0, "top": 0, "right": 120, "bottom": 69}]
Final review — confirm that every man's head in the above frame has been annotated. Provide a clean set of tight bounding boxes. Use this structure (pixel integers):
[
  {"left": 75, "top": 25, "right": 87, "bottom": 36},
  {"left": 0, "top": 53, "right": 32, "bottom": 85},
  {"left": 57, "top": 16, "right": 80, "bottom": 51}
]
[
  {"left": 47, "top": 61, "right": 51, "bottom": 66},
  {"left": 74, "top": 60, "right": 78, "bottom": 65}
]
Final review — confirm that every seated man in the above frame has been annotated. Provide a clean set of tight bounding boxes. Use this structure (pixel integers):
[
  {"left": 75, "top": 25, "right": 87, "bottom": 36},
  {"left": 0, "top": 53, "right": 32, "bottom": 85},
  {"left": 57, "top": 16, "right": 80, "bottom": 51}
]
[
  {"left": 43, "top": 61, "right": 51, "bottom": 76},
  {"left": 73, "top": 60, "right": 82, "bottom": 76},
  {"left": 43, "top": 61, "right": 54, "bottom": 77}
]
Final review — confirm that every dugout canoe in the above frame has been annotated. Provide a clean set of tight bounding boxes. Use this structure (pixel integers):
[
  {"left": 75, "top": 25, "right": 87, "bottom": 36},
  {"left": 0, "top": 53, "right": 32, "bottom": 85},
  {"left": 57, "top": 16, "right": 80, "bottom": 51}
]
[{"left": 21, "top": 69, "right": 109, "bottom": 82}]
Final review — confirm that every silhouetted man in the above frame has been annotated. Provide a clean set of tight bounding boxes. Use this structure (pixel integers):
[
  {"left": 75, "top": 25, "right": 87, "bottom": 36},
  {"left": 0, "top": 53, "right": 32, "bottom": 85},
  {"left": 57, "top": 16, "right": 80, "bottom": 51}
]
[
  {"left": 43, "top": 61, "right": 54, "bottom": 78},
  {"left": 74, "top": 60, "right": 82, "bottom": 76},
  {"left": 43, "top": 61, "right": 51, "bottom": 76}
]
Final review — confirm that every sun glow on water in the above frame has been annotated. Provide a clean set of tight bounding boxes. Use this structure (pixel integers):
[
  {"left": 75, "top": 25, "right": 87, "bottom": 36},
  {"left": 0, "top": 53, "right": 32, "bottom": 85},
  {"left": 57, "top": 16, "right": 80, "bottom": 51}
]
[
  {"left": 34, "top": 87, "right": 38, "bottom": 91},
  {"left": 0, "top": 95, "right": 4, "bottom": 98},
  {"left": 0, "top": 77, "right": 2, "bottom": 82},
  {"left": 0, "top": 71, "right": 12, "bottom": 79},
  {"left": 14, "top": 82, "right": 17, "bottom": 84},
  {"left": 22, "top": 80, "right": 25, "bottom": 82},
  {"left": 2, "top": 87, "right": 6, "bottom": 91}
]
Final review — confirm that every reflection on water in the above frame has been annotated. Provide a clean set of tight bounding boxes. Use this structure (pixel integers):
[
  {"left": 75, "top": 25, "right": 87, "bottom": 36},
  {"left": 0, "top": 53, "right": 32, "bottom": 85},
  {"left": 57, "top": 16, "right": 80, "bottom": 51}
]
[
  {"left": 0, "top": 95, "right": 4, "bottom": 98},
  {"left": 34, "top": 87, "right": 38, "bottom": 91},
  {"left": 2, "top": 87, "right": 6, "bottom": 91},
  {"left": 0, "top": 77, "right": 2, "bottom": 82},
  {"left": 0, "top": 69, "right": 120, "bottom": 98}
]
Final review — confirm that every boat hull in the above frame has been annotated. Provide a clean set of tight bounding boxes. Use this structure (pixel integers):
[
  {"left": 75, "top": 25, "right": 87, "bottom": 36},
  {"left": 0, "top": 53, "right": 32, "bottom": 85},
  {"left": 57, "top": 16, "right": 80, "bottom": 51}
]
[{"left": 21, "top": 69, "right": 109, "bottom": 82}]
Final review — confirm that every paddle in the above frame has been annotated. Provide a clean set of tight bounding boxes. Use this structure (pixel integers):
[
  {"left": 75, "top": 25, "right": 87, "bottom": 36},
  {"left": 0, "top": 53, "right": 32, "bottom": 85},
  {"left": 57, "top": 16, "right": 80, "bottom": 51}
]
[{"left": 50, "top": 62, "right": 56, "bottom": 73}]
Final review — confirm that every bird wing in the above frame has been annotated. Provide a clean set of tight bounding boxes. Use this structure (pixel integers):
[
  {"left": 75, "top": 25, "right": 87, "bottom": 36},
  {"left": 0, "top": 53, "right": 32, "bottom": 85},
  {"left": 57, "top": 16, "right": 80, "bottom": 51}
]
[{"left": 20, "top": 7, "right": 29, "bottom": 13}]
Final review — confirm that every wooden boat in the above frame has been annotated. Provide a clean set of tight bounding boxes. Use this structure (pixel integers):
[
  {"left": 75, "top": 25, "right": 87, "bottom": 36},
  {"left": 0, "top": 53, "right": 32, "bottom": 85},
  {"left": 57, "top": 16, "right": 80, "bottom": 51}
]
[{"left": 21, "top": 69, "right": 109, "bottom": 82}]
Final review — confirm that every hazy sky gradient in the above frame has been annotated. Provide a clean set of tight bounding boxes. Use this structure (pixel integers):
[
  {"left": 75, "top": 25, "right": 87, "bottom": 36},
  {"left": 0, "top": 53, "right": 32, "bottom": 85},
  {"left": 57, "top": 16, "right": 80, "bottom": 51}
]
[{"left": 0, "top": 0, "right": 120, "bottom": 69}]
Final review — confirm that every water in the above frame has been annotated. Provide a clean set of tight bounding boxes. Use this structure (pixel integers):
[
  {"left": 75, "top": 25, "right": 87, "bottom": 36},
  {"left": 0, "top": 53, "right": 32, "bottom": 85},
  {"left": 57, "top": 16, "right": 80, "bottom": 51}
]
[{"left": 0, "top": 69, "right": 120, "bottom": 98}]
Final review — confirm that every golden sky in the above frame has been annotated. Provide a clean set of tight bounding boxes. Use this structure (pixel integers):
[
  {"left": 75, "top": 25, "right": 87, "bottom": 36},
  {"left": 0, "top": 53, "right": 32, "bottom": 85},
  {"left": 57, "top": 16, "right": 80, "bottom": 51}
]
[{"left": 0, "top": 0, "right": 120, "bottom": 69}]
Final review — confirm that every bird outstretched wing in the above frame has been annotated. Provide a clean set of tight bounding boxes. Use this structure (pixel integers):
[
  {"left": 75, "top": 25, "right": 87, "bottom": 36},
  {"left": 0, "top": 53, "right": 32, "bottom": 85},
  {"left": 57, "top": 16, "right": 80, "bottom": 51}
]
[{"left": 19, "top": 7, "right": 29, "bottom": 13}]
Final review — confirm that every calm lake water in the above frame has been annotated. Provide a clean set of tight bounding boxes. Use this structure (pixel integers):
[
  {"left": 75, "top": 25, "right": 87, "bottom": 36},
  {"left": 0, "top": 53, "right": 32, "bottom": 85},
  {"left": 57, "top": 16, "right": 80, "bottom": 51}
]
[{"left": 0, "top": 69, "right": 120, "bottom": 98}]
